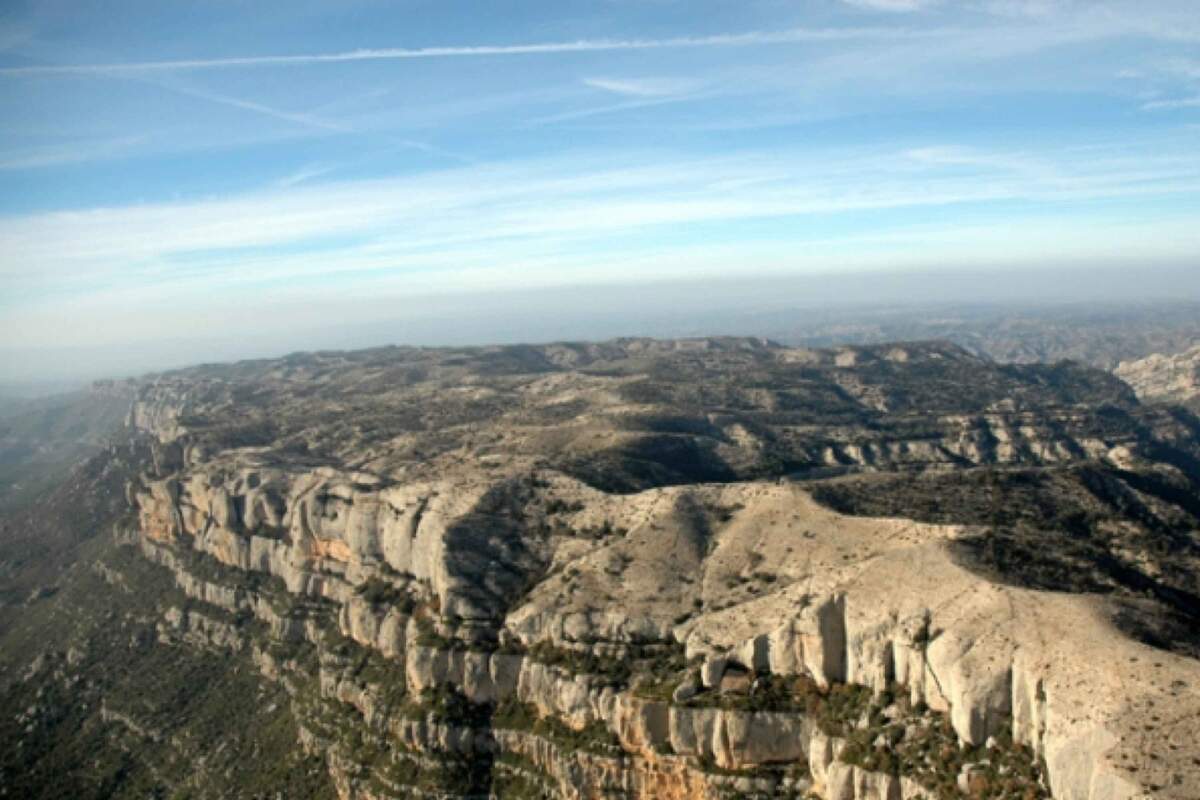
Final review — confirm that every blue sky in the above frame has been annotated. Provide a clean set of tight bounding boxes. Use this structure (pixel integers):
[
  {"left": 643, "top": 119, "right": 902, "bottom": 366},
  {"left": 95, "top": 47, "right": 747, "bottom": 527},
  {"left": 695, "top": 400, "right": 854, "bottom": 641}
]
[{"left": 1, "top": 0, "right": 1199, "bottom": 377}]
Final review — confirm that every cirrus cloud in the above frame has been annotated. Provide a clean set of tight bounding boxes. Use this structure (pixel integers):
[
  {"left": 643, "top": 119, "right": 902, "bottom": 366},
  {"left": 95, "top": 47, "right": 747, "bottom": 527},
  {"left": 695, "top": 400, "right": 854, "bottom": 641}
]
[{"left": 841, "top": 0, "right": 939, "bottom": 12}]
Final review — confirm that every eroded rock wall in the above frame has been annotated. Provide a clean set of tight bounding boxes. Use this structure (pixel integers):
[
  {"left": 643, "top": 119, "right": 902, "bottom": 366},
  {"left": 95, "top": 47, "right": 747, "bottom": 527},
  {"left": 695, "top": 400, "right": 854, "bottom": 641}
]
[{"left": 112, "top": 340, "right": 1200, "bottom": 800}]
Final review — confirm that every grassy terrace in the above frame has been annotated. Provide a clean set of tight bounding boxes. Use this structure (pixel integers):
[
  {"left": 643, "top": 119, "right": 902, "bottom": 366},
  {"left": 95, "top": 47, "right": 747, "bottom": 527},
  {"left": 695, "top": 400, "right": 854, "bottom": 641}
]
[
  {"left": 493, "top": 697, "right": 624, "bottom": 755},
  {"left": 639, "top": 671, "right": 875, "bottom": 735},
  {"left": 523, "top": 638, "right": 690, "bottom": 691}
]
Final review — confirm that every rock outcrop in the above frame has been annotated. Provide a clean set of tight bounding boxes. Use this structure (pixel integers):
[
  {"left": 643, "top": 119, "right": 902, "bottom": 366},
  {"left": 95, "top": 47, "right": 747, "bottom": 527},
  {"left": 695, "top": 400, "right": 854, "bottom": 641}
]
[
  {"left": 105, "top": 338, "right": 1200, "bottom": 799},
  {"left": 1115, "top": 345, "right": 1200, "bottom": 412}
]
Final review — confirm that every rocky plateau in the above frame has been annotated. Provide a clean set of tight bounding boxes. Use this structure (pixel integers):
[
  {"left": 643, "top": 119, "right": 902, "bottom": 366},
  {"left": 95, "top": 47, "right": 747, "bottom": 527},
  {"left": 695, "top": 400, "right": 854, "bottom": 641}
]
[{"left": 5, "top": 336, "right": 1200, "bottom": 800}]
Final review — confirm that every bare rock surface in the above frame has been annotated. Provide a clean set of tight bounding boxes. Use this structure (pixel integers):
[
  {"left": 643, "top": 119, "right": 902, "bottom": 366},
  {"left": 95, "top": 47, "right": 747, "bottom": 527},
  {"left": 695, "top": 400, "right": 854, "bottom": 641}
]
[
  {"left": 26, "top": 337, "right": 1200, "bottom": 799},
  {"left": 1115, "top": 345, "right": 1200, "bottom": 412}
]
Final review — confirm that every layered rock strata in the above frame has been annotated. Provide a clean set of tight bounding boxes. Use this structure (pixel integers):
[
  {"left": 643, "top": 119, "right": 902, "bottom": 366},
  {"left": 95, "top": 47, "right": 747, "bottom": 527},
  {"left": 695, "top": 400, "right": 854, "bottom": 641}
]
[{"left": 117, "top": 339, "right": 1200, "bottom": 799}]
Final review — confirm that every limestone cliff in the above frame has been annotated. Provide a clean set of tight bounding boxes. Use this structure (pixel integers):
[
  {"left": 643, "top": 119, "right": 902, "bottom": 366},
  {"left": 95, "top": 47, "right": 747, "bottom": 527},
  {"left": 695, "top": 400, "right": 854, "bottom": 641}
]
[
  {"left": 1115, "top": 345, "right": 1200, "bottom": 412},
  {"left": 103, "top": 339, "right": 1200, "bottom": 798}
]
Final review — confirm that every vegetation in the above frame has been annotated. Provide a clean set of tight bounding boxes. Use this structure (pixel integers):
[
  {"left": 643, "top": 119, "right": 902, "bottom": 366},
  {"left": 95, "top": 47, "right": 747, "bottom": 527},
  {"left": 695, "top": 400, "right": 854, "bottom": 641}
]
[
  {"left": 493, "top": 698, "right": 623, "bottom": 754},
  {"left": 526, "top": 640, "right": 634, "bottom": 688},
  {"left": 6, "top": 334, "right": 1195, "bottom": 798},
  {"left": 416, "top": 684, "right": 494, "bottom": 728},
  {"left": 810, "top": 464, "right": 1200, "bottom": 657},
  {"left": 526, "top": 638, "right": 690, "bottom": 693},
  {"left": 354, "top": 576, "right": 417, "bottom": 613},
  {"left": 0, "top": 538, "right": 335, "bottom": 800},
  {"left": 836, "top": 687, "right": 1049, "bottom": 799},
  {"left": 666, "top": 670, "right": 874, "bottom": 733}
]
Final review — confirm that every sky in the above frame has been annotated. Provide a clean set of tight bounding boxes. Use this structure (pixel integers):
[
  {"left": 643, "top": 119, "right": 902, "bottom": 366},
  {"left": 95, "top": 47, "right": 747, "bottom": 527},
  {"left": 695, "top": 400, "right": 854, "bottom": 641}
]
[{"left": 1, "top": 0, "right": 1199, "bottom": 383}]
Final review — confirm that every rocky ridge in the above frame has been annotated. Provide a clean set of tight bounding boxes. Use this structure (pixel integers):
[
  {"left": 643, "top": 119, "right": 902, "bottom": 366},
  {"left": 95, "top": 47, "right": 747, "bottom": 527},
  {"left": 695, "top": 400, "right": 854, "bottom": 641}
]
[
  {"left": 53, "top": 338, "right": 1200, "bottom": 798},
  {"left": 1115, "top": 346, "right": 1200, "bottom": 413}
]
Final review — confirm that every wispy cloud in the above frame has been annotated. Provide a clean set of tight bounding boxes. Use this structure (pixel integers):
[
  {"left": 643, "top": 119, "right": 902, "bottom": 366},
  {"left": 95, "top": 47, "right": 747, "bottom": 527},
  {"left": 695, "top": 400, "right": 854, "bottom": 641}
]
[
  {"left": 2, "top": 133, "right": 1198, "bottom": 356},
  {"left": 1143, "top": 95, "right": 1200, "bottom": 111},
  {"left": 1111, "top": 52, "right": 1200, "bottom": 113},
  {"left": 583, "top": 77, "right": 700, "bottom": 97},
  {"left": 277, "top": 163, "right": 339, "bottom": 187},
  {"left": 0, "top": 134, "right": 149, "bottom": 170},
  {"left": 136, "top": 76, "right": 470, "bottom": 164},
  {"left": 842, "top": 0, "right": 938, "bottom": 12},
  {"left": 4, "top": 140, "right": 1197, "bottom": 293},
  {"left": 163, "top": 82, "right": 350, "bottom": 132},
  {"left": 0, "top": 27, "right": 951, "bottom": 77},
  {"left": 527, "top": 94, "right": 704, "bottom": 125},
  {"left": 903, "top": 145, "right": 1035, "bottom": 170},
  {"left": 977, "top": 0, "right": 1067, "bottom": 17},
  {"left": 531, "top": 77, "right": 709, "bottom": 125},
  {"left": 2, "top": 1, "right": 1198, "bottom": 369},
  {"left": 501, "top": 74, "right": 711, "bottom": 127}
]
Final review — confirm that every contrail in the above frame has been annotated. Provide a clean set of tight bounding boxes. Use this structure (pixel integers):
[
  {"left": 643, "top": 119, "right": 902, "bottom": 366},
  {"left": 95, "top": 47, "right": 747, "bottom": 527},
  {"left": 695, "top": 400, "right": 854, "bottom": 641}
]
[{"left": 0, "top": 27, "right": 942, "bottom": 77}]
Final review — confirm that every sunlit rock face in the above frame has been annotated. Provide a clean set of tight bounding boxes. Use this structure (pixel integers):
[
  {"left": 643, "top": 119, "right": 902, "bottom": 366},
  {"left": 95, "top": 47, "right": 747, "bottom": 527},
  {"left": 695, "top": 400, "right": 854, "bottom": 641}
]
[
  {"left": 1116, "top": 344, "right": 1200, "bottom": 412},
  {"left": 120, "top": 338, "right": 1200, "bottom": 799}
]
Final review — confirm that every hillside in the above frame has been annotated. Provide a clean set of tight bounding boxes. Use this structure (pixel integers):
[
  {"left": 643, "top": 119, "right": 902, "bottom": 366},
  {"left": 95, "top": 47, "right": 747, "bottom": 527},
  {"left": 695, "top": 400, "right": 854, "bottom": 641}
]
[
  {"left": 0, "top": 382, "right": 133, "bottom": 507},
  {"left": 3, "top": 338, "right": 1199, "bottom": 799},
  {"left": 1115, "top": 346, "right": 1200, "bottom": 414}
]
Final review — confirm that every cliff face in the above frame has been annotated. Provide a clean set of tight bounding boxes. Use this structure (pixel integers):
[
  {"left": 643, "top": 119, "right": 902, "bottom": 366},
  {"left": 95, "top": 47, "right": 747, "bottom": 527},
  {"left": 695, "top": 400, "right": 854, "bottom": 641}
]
[
  {"left": 92, "top": 339, "right": 1200, "bottom": 798},
  {"left": 1115, "top": 345, "right": 1200, "bottom": 413}
]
